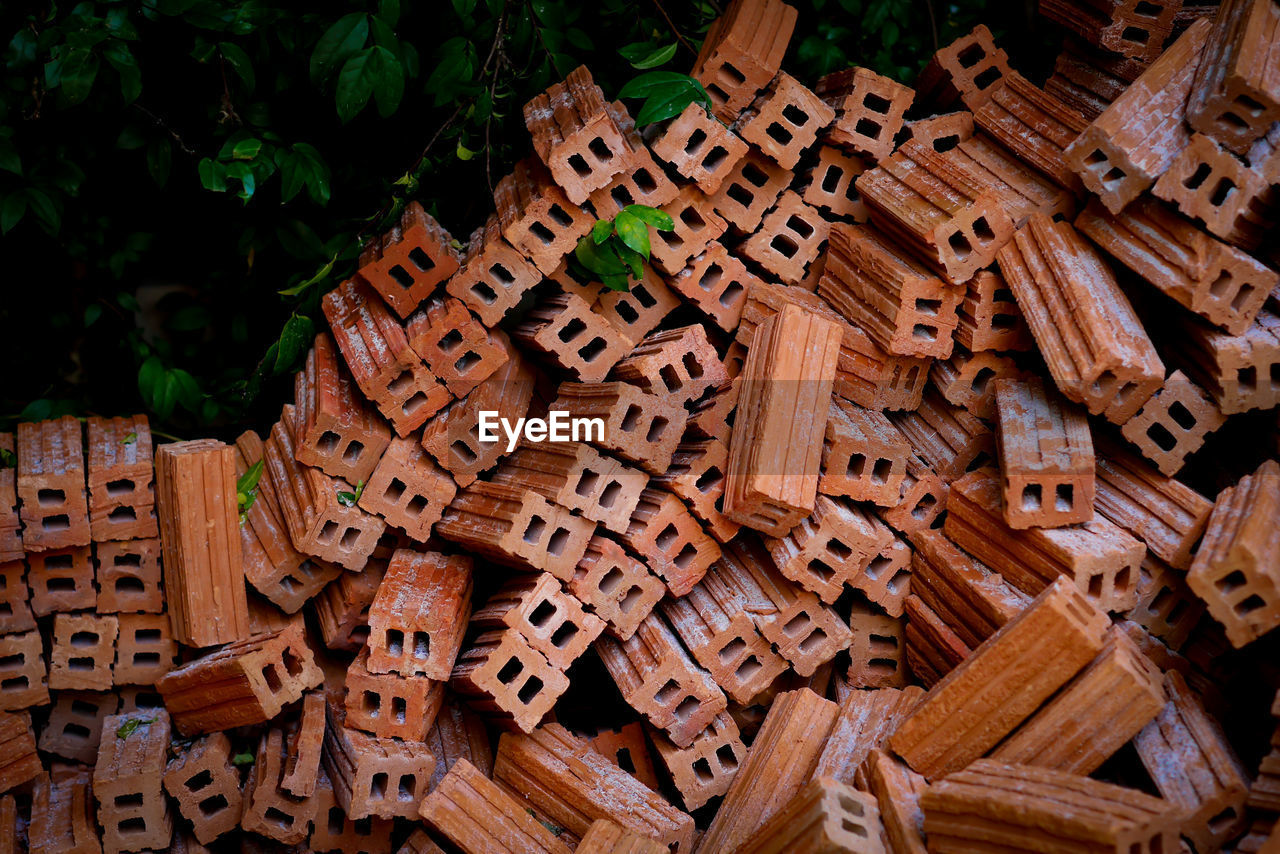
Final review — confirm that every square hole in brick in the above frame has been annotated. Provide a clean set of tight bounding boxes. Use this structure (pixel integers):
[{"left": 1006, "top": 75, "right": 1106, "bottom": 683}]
[
  {"left": 518, "top": 675, "right": 544, "bottom": 705},
  {"left": 646, "top": 417, "right": 669, "bottom": 443},
  {"left": 1055, "top": 483, "right": 1073, "bottom": 512},
  {"left": 1022, "top": 483, "right": 1042, "bottom": 511},
  {"left": 385, "top": 629, "right": 404, "bottom": 657},
  {"left": 363, "top": 690, "right": 381, "bottom": 718},
  {"left": 550, "top": 622, "right": 579, "bottom": 648}
]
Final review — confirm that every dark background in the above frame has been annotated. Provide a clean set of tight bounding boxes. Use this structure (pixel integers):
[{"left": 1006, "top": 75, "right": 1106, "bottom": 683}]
[{"left": 0, "top": 0, "right": 1051, "bottom": 440}]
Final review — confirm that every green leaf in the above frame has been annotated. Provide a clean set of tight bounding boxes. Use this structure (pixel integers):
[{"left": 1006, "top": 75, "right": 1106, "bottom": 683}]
[
  {"left": 378, "top": 0, "right": 401, "bottom": 26},
  {"left": 198, "top": 158, "right": 227, "bottom": 192},
  {"left": 237, "top": 459, "right": 265, "bottom": 520},
  {"left": 601, "top": 273, "right": 631, "bottom": 292},
  {"left": 613, "top": 209, "right": 650, "bottom": 259},
  {"left": 147, "top": 138, "right": 171, "bottom": 186},
  {"left": 219, "top": 42, "right": 255, "bottom": 93},
  {"left": 369, "top": 46, "right": 403, "bottom": 117},
  {"left": 84, "top": 304, "right": 103, "bottom": 327},
  {"left": 617, "top": 70, "right": 697, "bottom": 99},
  {"left": 1, "top": 194, "right": 25, "bottom": 234},
  {"left": 25, "top": 189, "right": 58, "bottom": 233},
  {"left": 620, "top": 72, "right": 714, "bottom": 127},
  {"left": 115, "top": 717, "right": 154, "bottom": 739},
  {"left": 336, "top": 490, "right": 356, "bottom": 507},
  {"left": 591, "top": 219, "right": 613, "bottom": 244},
  {"left": 0, "top": 449, "right": 15, "bottom": 470},
  {"left": 231, "top": 751, "right": 255, "bottom": 766},
  {"left": 334, "top": 47, "right": 379, "bottom": 123},
  {"left": 624, "top": 204, "right": 674, "bottom": 231},
  {"left": 59, "top": 48, "right": 101, "bottom": 104},
  {"left": 103, "top": 42, "right": 141, "bottom": 103},
  {"left": 620, "top": 42, "right": 678, "bottom": 69},
  {"left": 279, "top": 254, "right": 336, "bottom": 296},
  {"left": 273, "top": 314, "right": 313, "bottom": 374},
  {"left": 575, "top": 236, "right": 628, "bottom": 278},
  {"left": 0, "top": 141, "right": 20, "bottom": 176},
  {"left": 121, "top": 432, "right": 137, "bottom": 445},
  {"left": 310, "top": 13, "right": 369, "bottom": 86},
  {"left": 116, "top": 292, "right": 141, "bottom": 312},
  {"left": 231, "top": 137, "right": 262, "bottom": 160},
  {"left": 614, "top": 242, "right": 645, "bottom": 279}
]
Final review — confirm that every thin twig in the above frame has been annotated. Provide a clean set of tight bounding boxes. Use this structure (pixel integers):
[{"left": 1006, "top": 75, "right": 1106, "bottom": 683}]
[
  {"left": 129, "top": 104, "right": 197, "bottom": 155},
  {"left": 525, "top": 0, "right": 568, "bottom": 77},
  {"left": 922, "top": 0, "right": 940, "bottom": 53},
  {"left": 482, "top": 2, "right": 510, "bottom": 195},
  {"left": 649, "top": 0, "right": 697, "bottom": 57}
]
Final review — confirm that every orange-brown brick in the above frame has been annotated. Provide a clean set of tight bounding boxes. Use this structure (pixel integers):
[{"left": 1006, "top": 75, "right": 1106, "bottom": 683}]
[
  {"left": 494, "top": 156, "right": 595, "bottom": 275},
  {"left": 451, "top": 628, "right": 569, "bottom": 733},
  {"left": 1120, "top": 370, "right": 1226, "bottom": 475},
  {"left": 292, "top": 331, "right": 391, "bottom": 487},
  {"left": 0, "top": 630, "right": 47, "bottom": 710},
  {"left": 553, "top": 380, "right": 687, "bottom": 475},
  {"left": 95, "top": 710, "right": 172, "bottom": 854},
  {"left": 28, "top": 545, "right": 95, "bottom": 616},
  {"left": 916, "top": 25, "right": 1012, "bottom": 109},
  {"left": 437, "top": 480, "right": 594, "bottom": 580},
  {"left": 513, "top": 291, "right": 632, "bottom": 383},
  {"left": 471, "top": 572, "right": 605, "bottom": 670},
  {"left": 524, "top": 65, "right": 635, "bottom": 205},
  {"left": 818, "top": 66, "right": 914, "bottom": 162},
  {"left": 322, "top": 277, "right": 450, "bottom": 436},
  {"left": 264, "top": 407, "right": 386, "bottom": 571},
  {"left": 692, "top": 0, "right": 798, "bottom": 123},
  {"left": 17, "top": 416, "right": 90, "bottom": 552},
  {"left": 800, "top": 144, "right": 871, "bottom": 221},
  {"left": 734, "top": 72, "right": 835, "bottom": 170},
  {"left": 162, "top": 731, "right": 243, "bottom": 844},
  {"left": 595, "top": 610, "right": 727, "bottom": 749},
  {"left": 114, "top": 612, "right": 176, "bottom": 686},
  {"left": 994, "top": 377, "right": 1096, "bottom": 529},
  {"left": 739, "top": 190, "right": 831, "bottom": 286},
  {"left": 447, "top": 213, "right": 543, "bottom": 327},
  {"left": 820, "top": 223, "right": 965, "bottom": 359},
  {"left": 710, "top": 146, "right": 792, "bottom": 233},
  {"left": 610, "top": 324, "right": 729, "bottom": 408},
  {"left": 356, "top": 201, "right": 460, "bottom": 319},
  {"left": 157, "top": 620, "right": 323, "bottom": 735},
  {"left": 86, "top": 415, "right": 157, "bottom": 542},
  {"left": 651, "top": 101, "right": 748, "bottom": 194},
  {"left": 358, "top": 435, "right": 457, "bottom": 542},
  {"left": 421, "top": 345, "right": 536, "bottom": 488},
  {"left": 345, "top": 648, "right": 443, "bottom": 741},
  {"left": 569, "top": 535, "right": 666, "bottom": 640},
  {"left": 649, "top": 186, "right": 729, "bottom": 275},
  {"left": 617, "top": 486, "right": 720, "bottom": 596},
  {"left": 406, "top": 295, "right": 509, "bottom": 398},
  {"left": 367, "top": 549, "right": 471, "bottom": 679}
]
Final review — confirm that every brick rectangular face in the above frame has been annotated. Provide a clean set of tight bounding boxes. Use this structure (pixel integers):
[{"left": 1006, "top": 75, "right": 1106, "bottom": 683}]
[
  {"left": 889, "top": 578, "right": 1109, "bottom": 779},
  {"left": 154, "top": 439, "right": 250, "bottom": 647},
  {"left": 293, "top": 331, "right": 391, "bottom": 486},
  {"left": 367, "top": 549, "right": 471, "bottom": 679},
  {"left": 995, "top": 214, "right": 1164, "bottom": 425},
  {"left": 1186, "top": 0, "right": 1280, "bottom": 154},
  {"left": 945, "top": 469, "right": 1143, "bottom": 612},
  {"left": 451, "top": 628, "right": 570, "bottom": 733},
  {"left": 322, "top": 277, "right": 451, "bottom": 436},
  {"left": 17, "top": 416, "right": 91, "bottom": 552},
  {"left": 356, "top": 201, "right": 461, "bottom": 319},
  {"left": 28, "top": 545, "right": 95, "bottom": 616},
  {"left": 86, "top": 415, "right": 157, "bottom": 542},
  {"left": 525, "top": 65, "right": 633, "bottom": 205},
  {"left": 1187, "top": 459, "right": 1280, "bottom": 647},
  {"left": 735, "top": 73, "right": 836, "bottom": 170},
  {"left": 819, "top": 66, "right": 915, "bottom": 162},
  {"left": 406, "top": 295, "right": 509, "bottom": 398},
  {"left": 693, "top": 0, "right": 797, "bottom": 122},
  {"left": 994, "top": 377, "right": 1096, "bottom": 529},
  {"left": 448, "top": 214, "right": 543, "bottom": 327},
  {"left": 1065, "top": 20, "right": 1211, "bottom": 212},
  {"left": 916, "top": 25, "right": 1012, "bottom": 109},
  {"left": 725, "top": 304, "right": 846, "bottom": 536}
]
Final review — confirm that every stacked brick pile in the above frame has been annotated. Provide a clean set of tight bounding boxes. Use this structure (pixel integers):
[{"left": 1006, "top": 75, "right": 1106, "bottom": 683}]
[{"left": 1, "top": 0, "right": 1280, "bottom": 850}]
